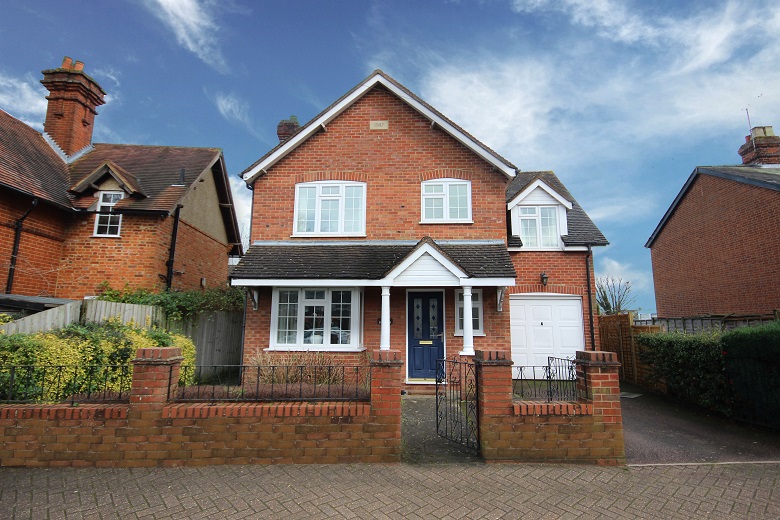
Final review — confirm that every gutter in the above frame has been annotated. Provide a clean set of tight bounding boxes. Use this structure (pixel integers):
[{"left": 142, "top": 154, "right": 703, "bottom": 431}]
[
  {"left": 5, "top": 198, "right": 39, "bottom": 294},
  {"left": 585, "top": 245, "right": 596, "bottom": 350}
]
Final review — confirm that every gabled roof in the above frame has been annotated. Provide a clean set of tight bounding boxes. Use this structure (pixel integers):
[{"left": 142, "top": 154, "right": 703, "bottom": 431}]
[
  {"left": 0, "top": 108, "right": 73, "bottom": 208},
  {"left": 69, "top": 144, "right": 223, "bottom": 214},
  {"left": 645, "top": 165, "right": 780, "bottom": 248},
  {"left": 70, "top": 160, "right": 146, "bottom": 197},
  {"left": 241, "top": 70, "right": 518, "bottom": 184},
  {"left": 231, "top": 239, "right": 517, "bottom": 286},
  {"left": 506, "top": 171, "right": 608, "bottom": 247}
]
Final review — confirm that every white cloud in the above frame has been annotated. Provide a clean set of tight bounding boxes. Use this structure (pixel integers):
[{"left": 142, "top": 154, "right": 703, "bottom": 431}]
[
  {"left": 210, "top": 91, "right": 267, "bottom": 144},
  {"left": 597, "top": 257, "right": 652, "bottom": 291},
  {"left": 228, "top": 174, "right": 252, "bottom": 249},
  {"left": 0, "top": 73, "right": 47, "bottom": 129},
  {"left": 143, "top": 0, "right": 228, "bottom": 73}
]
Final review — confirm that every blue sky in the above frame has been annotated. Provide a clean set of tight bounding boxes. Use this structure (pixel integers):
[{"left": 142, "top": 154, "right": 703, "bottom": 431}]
[{"left": 2, "top": 0, "right": 779, "bottom": 313}]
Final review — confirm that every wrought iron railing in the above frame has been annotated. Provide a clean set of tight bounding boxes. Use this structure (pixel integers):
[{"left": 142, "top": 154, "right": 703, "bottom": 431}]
[
  {"left": 173, "top": 364, "right": 371, "bottom": 402},
  {"left": 0, "top": 365, "right": 132, "bottom": 404},
  {"left": 512, "top": 357, "right": 582, "bottom": 402},
  {"left": 435, "top": 358, "right": 479, "bottom": 453}
]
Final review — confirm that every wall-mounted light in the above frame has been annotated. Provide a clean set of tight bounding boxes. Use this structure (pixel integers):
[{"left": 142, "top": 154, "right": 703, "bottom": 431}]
[
  {"left": 540, "top": 272, "right": 549, "bottom": 286},
  {"left": 377, "top": 317, "right": 394, "bottom": 325}
]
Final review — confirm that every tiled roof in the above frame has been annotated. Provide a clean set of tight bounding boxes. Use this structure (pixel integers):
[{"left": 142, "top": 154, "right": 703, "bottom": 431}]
[
  {"left": 0, "top": 109, "right": 73, "bottom": 208},
  {"left": 231, "top": 240, "right": 517, "bottom": 280},
  {"left": 69, "top": 144, "right": 222, "bottom": 213},
  {"left": 645, "top": 165, "right": 780, "bottom": 247},
  {"left": 506, "top": 171, "right": 608, "bottom": 247}
]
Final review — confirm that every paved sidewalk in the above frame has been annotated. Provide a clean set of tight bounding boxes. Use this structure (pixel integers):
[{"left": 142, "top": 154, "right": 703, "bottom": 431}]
[{"left": 2, "top": 462, "right": 779, "bottom": 519}]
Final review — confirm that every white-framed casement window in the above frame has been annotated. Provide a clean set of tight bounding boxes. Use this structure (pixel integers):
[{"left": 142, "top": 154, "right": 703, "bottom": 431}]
[
  {"left": 93, "top": 191, "right": 124, "bottom": 237},
  {"left": 455, "top": 289, "right": 484, "bottom": 336},
  {"left": 271, "top": 287, "right": 363, "bottom": 350},
  {"left": 293, "top": 181, "right": 366, "bottom": 236},
  {"left": 517, "top": 206, "right": 560, "bottom": 249},
  {"left": 421, "top": 179, "right": 472, "bottom": 223}
]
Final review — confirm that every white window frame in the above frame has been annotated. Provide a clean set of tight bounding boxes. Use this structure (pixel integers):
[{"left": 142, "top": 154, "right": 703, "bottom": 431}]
[
  {"left": 455, "top": 289, "right": 484, "bottom": 336},
  {"left": 420, "top": 178, "right": 472, "bottom": 223},
  {"left": 513, "top": 205, "right": 563, "bottom": 250},
  {"left": 292, "top": 181, "right": 366, "bottom": 236},
  {"left": 93, "top": 191, "right": 124, "bottom": 237},
  {"left": 269, "top": 287, "right": 364, "bottom": 351}
]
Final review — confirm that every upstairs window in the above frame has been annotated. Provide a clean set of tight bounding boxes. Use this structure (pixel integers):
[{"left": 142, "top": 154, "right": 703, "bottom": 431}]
[
  {"left": 421, "top": 179, "right": 472, "bottom": 223},
  {"left": 518, "top": 206, "right": 560, "bottom": 248},
  {"left": 294, "top": 181, "right": 366, "bottom": 236},
  {"left": 93, "top": 191, "right": 124, "bottom": 237}
]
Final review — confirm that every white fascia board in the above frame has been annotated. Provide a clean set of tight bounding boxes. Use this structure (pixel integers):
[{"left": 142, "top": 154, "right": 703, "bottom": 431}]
[
  {"left": 231, "top": 276, "right": 515, "bottom": 288},
  {"left": 384, "top": 243, "right": 468, "bottom": 281},
  {"left": 507, "top": 246, "right": 587, "bottom": 252},
  {"left": 462, "top": 277, "right": 516, "bottom": 287},
  {"left": 242, "top": 73, "right": 516, "bottom": 183},
  {"left": 507, "top": 179, "right": 573, "bottom": 210}
]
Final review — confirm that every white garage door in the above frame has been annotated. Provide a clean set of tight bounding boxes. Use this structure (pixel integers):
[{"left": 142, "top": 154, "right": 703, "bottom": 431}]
[{"left": 510, "top": 295, "right": 584, "bottom": 367}]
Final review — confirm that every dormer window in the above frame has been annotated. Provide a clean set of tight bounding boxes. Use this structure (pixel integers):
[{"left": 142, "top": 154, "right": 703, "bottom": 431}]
[
  {"left": 518, "top": 206, "right": 559, "bottom": 248},
  {"left": 293, "top": 181, "right": 366, "bottom": 236},
  {"left": 421, "top": 178, "right": 472, "bottom": 223},
  {"left": 94, "top": 191, "right": 124, "bottom": 237}
]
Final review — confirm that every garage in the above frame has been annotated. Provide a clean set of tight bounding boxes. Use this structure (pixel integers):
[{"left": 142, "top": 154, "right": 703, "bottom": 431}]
[{"left": 509, "top": 294, "right": 584, "bottom": 367}]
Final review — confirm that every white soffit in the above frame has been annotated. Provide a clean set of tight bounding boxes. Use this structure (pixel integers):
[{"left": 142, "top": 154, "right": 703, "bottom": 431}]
[{"left": 507, "top": 178, "right": 572, "bottom": 210}]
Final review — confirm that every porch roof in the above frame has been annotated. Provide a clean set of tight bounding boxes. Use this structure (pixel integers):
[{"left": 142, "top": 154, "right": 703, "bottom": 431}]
[{"left": 230, "top": 239, "right": 516, "bottom": 287}]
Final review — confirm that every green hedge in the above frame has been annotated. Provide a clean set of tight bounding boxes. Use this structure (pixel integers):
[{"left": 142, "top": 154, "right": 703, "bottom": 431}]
[
  {"left": 637, "top": 330, "right": 730, "bottom": 414},
  {"left": 638, "top": 322, "right": 780, "bottom": 421},
  {"left": 0, "top": 320, "right": 196, "bottom": 402},
  {"left": 97, "top": 284, "right": 244, "bottom": 320}
]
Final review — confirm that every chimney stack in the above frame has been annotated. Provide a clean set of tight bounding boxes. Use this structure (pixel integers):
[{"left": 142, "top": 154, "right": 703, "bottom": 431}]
[
  {"left": 40, "top": 56, "right": 106, "bottom": 156},
  {"left": 276, "top": 115, "right": 300, "bottom": 142},
  {"left": 738, "top": 126, "right": 780, "bottom": 165}
]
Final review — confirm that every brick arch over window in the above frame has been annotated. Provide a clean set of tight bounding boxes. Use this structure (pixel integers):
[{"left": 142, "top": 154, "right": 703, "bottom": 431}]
[
  {"left": 296, "top": 171, "right": 368, "bottom": 183},
  {"left": 419, "top": 169, "right": 473, "bottom": 182}
]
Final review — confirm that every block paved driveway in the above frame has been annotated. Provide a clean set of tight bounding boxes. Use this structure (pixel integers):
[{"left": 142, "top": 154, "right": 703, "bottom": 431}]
[{"left": 2, "top": 392, "right": 779, "bottom": 519}]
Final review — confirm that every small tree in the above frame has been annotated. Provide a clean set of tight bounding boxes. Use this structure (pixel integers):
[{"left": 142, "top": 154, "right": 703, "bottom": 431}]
[{"left": 596, "top": 275, "right": 635, "bottom": 315}]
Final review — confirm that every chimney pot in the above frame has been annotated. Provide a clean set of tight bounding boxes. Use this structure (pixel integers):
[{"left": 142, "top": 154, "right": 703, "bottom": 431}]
[
  {"left": 276, "top": 115, "right": 300, "bottom": 142},
  {"left": 73, "top": 61, "right": 85, "bottom": 71},
  {"left": 62, "top": 56, "right": 74, "bottom": 69},
  {"left": 738, "top": 125, "right": 780, "bottom": 165}
]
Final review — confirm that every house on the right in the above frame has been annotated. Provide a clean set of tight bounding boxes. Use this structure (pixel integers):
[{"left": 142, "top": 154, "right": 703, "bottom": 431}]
[{"left": 646, "top": 126, "right": 780, "bottom": 319}]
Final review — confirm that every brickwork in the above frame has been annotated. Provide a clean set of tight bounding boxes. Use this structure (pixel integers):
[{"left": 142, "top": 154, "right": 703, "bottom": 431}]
[
  {"left": 651, "top": 174, "right": 780, "bottom": 317},
  {"left": 170, "top": 219, "right": 231, "bottom": 291},
  {"left": 250, "top": 88, "right": 508, "bottom": 243},
  {"left": 509, "top": 250, "right": 600, "bottom": 350},
  {"left": 0, "top": 347, "right": 402, "bottom": 467},
  {"left": 0, "top": 192, "right": 66, "bottom": 296},
  {"left": 474, "top": 349, "right": 625, "bottom": 465}
]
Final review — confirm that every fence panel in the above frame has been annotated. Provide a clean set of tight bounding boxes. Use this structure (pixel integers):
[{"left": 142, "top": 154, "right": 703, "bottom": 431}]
[
  {"left": 164, "top": 311, "right": 243, "bottom": 370},
  {"left": 83, "top": 299, "right": 162, "bottom": 328},
  {"left": 0, "top": 301, "right": 82, "bottom": 335}
]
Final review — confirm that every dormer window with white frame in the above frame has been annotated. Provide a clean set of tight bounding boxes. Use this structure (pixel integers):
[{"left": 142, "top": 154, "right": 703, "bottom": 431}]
[
  {"left": 421, "top": 178, "right": 472, "bottom": 223},
  {"left": 507, "top": 180, "right": 572, "bottom": 251},
  {"left": 93, "top": 191, "right": 124, "bottom": 237},
  {"left": 294, "top": 181, "right": 366, "bottom": 236}
]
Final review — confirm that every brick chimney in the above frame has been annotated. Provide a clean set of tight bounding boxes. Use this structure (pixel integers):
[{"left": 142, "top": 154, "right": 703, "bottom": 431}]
[
  {"left": 738, "top": 126, "right": 780, "bottom": 165},
  {"left": 276, "top": 115, "right": 300, "bottom": 142},
  {"left": 40, "top": 56, "right": 106, "bottom": 156}
]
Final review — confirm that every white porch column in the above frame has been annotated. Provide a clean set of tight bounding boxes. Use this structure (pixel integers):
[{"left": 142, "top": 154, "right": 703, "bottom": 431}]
[
  {"left": 461, "top": 285, "right": 475, "bottom": 356},
  {"left": 380, "top": 286, "right": 391, "bottom": 351}
]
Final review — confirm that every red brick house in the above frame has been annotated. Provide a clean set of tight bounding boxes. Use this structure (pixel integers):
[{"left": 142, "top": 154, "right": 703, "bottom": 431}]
[
  {"left": 646, "top": 126, "right": 780, "bottom": 318},
  {"left": 231, "top": 71, "right": 606, "bottom": 388},
  {"left": 0, "top": 57, "right": 242, "bottom": 307}
]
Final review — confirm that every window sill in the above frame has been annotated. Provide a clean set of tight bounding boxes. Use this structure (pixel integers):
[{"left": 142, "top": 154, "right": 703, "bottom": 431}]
[
  {"left": 290, "top": 233, "right": 367, "bottom": 238},
  {"left": 454, "top": 332, "right": 486, "bottom": 337},
  {"left": 419, "top": 220, "right": 473, "bottom": 225},
  {"left": 92, "top": 234, "right": 122, "bottom": 238},
  {"left": 266, "top": 346, "right": 366, "bottom": 353}
]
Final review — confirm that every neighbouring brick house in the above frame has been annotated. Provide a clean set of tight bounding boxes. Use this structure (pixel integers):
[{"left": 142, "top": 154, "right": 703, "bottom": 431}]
[
  {"left": 231, "top": 71, "right": 607, "bottom": 390},
  {"left": 0, "top": 57, "right": 242, "bottom": 304},
  {"left": 646, "top": 126, "right": 780, "bottom": 319}
]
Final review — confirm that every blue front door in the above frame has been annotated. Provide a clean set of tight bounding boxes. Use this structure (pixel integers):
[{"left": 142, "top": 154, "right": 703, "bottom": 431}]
[{"left": 408, "top": 291, "right": 444, "bottom": 379}]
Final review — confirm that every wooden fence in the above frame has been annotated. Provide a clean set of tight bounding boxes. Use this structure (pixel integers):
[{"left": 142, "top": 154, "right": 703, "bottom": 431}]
[
  {"left": 599, "top": 313, "right": 661, "bottom": 388},
  {"left": 0, "top": 299, "right": 242, "bottom": 366},
  {"left": 634, "top": 313, "right": 778, "bottom": 333}
]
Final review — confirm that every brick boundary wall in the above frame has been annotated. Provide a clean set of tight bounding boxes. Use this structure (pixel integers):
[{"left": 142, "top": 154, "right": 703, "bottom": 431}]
[
  {"left": 0, "top": 348, "right": 402, "bottom": 467},
  {"left": 474, "top": 349, "right": 625, "bottom": 465}
]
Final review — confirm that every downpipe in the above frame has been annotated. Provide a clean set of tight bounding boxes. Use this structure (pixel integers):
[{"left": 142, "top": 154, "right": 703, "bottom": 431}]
[{"left": 5, "top": 198, "right": 38, "bottom": 294}]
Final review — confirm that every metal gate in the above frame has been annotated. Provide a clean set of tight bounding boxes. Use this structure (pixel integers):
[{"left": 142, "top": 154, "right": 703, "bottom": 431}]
[{"left": 435, "top": 358, "right": 479, "bottom": 453}]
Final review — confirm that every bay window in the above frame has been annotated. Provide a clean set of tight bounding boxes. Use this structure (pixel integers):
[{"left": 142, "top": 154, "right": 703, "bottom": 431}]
[{"left": 271, "top": 288, "right": 361, "bottom": 349}]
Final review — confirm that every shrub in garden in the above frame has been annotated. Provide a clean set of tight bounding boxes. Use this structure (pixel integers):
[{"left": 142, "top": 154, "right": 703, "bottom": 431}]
[
  {"left": 97, "top": 283, "right": 244, "bottom": 320},
  {"left": 0, "top": 320, "right": 195, "bottom": 402},
  {"left": 637, "top": 330, "right": 731, "bottom": 415}
]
